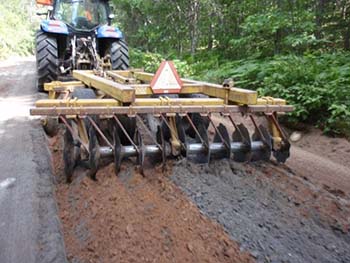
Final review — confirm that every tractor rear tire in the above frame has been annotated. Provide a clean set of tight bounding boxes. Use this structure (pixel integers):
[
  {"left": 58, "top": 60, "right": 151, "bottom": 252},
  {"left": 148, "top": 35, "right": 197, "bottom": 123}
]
[
  {"left": 35, "top": 31, "right": 59, "bottom": 92},
  {"left": 110, "top": 39, "right": 129, "bottom": 70}
]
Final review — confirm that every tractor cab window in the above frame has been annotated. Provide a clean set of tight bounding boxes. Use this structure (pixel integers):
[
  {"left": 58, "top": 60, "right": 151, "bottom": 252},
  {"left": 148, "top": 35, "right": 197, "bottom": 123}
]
[{"left": 54, "top": 0, "right": 108, "bottom": 30}]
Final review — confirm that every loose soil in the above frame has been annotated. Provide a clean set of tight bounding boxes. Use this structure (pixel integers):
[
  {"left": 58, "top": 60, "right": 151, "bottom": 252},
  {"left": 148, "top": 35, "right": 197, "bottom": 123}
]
[
  {"left": 49, "top": 120, "right": 350, "bottom": 263},
  {"left": 49, "top": 136, "right": 253, "bottom": 263}
]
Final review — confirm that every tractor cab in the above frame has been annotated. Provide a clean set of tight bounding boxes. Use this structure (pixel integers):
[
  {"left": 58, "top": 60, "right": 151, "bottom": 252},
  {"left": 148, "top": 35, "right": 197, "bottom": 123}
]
[{"left": 53, "top": 0, "right": 110, "bottom": 31}]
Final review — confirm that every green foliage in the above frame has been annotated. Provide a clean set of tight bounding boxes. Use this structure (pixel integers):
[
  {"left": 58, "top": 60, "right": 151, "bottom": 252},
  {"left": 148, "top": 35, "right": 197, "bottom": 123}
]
[
  {"left": 130, "top": 48, "right": 193, "bottom": 77},
  {"left": 0, "top": 0, "right": 36, "bottom": 59},
  {"left": 193, "top": 53, "right": 350, "bottom": 135},
  {"left": 0, "top": 0, "right": 348, "bottom": 137}
]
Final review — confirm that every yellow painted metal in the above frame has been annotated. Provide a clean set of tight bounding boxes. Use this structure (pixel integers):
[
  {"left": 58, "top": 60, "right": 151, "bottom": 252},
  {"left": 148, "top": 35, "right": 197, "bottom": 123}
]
[
  {"left": 130, "top": 72, "right": 257, "bottom": 105},
  {"left": 36, "top": 97, "right": 223, "bottom": 108},
  {"left": 106, "top": 71, "right": 137, "bottom": 84},
  {"left": 131, "top": 83, "right": 204, "bottom": 96},
  {"left": 44, "top": 81, "right": 85, "bottom": 99},
  {"left": 228, "top": 88, "right": 257, "bottom": 105},
  {"left": 36, "top": 99, "right": 121, "bottom": 108},
  {"left": 133, "top": 98, "right": 225, "bottom": 106},
  {"left": 35, "top": 70, "right": 291, "bottom": 117},
  {"left": 271, "top": 122, "right": 283, "bottom": 150},
  {"left": 73, "top": 70, "right": 135, "bottom": 103},
  {"left": 130, "top": 84, "right": 153, "bottom": 96},
  {"left": 169, "top": 116, "right": 181, "bottom": 155},
  {"left": 44, "top": 81, "right": 84, "bottom": 91},
  {"left": 30, "top": 104, "right": 295, "bottom": 116},
  {"left": 76, "top": 118, "right": 89, "bottom": 146},
  {"left": 132, "top": 71, "right": 154, "bottom": 83}
]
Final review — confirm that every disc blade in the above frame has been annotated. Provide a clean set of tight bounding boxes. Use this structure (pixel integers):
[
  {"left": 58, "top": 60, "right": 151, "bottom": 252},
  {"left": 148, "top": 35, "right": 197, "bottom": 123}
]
[
  {"left": 88, "top": 120, "right": 100, "bottom": 180},
  {"left": 251, "top": 125, "right": 272, "bottom": 162},
  {"left": 113, "top": 125, "right": 123, "bottom": 175},
  {"left": 273, "top": 141, "right": 291, "bottom": 163},
  {"left": 232, "top": 123, "right": 251, "bottom": 162},
  {"left": 211, "top": 123, "right": 231, "bottom": 160},
  {"left": 63, "top": 123, "right": 79, "bottom": 183},
  {"left": 135, "top": 129, "right": 145, "bottom": 175},
  {"left": 186, "top": 114, "right": 210, "bottom": 164}
]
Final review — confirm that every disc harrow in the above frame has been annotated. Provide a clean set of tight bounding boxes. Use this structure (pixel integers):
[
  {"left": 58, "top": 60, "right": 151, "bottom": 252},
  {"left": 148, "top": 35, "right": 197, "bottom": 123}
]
[{"left": 30, "top": 63, "right": 294, "bottom": 182}]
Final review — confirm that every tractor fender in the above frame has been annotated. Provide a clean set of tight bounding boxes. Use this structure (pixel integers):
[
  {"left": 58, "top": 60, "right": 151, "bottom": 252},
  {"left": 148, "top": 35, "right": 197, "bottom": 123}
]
[
  {"left": 97, "top": 25, "right": 123, "bottom": 39},
  {"left": 40, "top": 20, "right": 68, "bottom": 35}
]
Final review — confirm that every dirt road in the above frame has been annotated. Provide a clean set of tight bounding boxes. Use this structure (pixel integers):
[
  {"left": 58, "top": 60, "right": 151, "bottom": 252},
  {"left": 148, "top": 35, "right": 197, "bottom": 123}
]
[
  {"left": 1, "top": 59, "right": 350, "bottom": 263},
  {"left": 51, "top": 119, "right": 350, "bottom": 261},
  {"left": 0, "top": 59, "right": 66, "bottom": 263}
]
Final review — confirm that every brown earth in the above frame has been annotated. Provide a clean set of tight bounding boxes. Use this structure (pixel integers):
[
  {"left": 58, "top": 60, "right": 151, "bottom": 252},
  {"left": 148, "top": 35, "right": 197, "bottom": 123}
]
[
  {"left": 49, "top": 116, "right": 350, "bottom": 262},
  {"left": 49, "top": 136, "right": 253, "bottom": 263}
]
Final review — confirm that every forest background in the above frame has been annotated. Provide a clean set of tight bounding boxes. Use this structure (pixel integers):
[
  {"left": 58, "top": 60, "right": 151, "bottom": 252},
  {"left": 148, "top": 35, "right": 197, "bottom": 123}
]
[{"left": 0, "top": 0, "right": 349, "bottom": 136}]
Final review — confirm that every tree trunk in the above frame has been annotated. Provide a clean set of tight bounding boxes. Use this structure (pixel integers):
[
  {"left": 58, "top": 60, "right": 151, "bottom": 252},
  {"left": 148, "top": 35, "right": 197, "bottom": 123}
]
[
  {"left": 344, "top": 26, "right": 350, "bottom": 50},
  {"left": 315, "top": 0, "right": 325, "bottom": 39},
  {"left": 208, "top": 23, "right": 213, "bottom": 50},
  {"left": 274, "top": 0, "right": 283, "bottom": 54},
  {"left": 189, "top": 0, "right": 200, "bottom": 56}
]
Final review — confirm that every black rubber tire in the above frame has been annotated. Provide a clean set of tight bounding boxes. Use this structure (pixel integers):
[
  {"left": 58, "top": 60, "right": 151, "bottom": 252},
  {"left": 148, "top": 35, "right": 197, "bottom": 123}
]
[
  {"left": 110, "top": 39, "right": 129, "bottom": 70},
  {"left": 35, "top": 31, "right": 59, "bottom": 92}
]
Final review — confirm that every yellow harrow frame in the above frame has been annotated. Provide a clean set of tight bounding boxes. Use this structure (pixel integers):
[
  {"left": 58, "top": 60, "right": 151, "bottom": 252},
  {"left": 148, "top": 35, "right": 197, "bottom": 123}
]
[{"left": 30, "top": 68, "right": 293, "bottom": 182}]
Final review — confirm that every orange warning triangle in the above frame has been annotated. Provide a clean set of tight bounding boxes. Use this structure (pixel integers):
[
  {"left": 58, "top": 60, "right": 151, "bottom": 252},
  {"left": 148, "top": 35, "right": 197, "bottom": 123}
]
[{"left": 150, "top": 61, "right": 183, "bottom": 94}]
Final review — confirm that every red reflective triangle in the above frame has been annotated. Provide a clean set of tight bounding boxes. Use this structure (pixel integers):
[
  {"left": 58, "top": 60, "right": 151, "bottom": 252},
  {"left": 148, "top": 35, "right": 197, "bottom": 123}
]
[{"left": 150, "top": 61, "right": 183, "bottom": 94}]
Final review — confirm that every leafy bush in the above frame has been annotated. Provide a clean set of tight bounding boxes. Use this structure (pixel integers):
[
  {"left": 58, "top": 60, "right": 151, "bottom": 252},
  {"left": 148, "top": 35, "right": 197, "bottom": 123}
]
[
  {"left": 192, "top": 53, "right": 350, "bottom": 136},
  {"left": 130, "top": 48, "right": 193, "bottom": 77},
  {"left": 0, "top": 1, "right": 36, "bottom": 59}
]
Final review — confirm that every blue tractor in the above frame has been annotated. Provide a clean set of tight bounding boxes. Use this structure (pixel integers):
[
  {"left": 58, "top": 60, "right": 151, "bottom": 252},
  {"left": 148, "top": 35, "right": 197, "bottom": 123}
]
[{"left": 35, "top": 0, "right": 128, "bottom": 91}]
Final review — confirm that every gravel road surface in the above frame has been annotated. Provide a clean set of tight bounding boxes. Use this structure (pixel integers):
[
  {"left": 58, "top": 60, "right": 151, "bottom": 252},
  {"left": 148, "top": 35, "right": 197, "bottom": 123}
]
[{"left": 0, "top": 58, "right": 66, "bottom": 263}]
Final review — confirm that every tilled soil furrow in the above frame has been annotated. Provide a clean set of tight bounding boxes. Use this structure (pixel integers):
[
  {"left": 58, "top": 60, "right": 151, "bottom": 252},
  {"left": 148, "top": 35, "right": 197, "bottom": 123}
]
[{"left": 50, "top": 137, "right": 253, "bottom": 263}]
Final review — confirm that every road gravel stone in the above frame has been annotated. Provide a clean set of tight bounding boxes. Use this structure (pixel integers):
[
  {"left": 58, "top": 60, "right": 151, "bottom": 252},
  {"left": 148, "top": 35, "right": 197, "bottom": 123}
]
[{"left": 171, "top": 159, "right": 350, "bottom": 263}]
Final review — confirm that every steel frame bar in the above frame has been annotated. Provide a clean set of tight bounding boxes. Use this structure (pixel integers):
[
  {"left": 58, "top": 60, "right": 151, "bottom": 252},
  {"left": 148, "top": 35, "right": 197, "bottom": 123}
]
[
  {"left": 113, "top": 115, "right": 139, "bottom": 152},
  {"left": 265, "top": 113, "right": 288, "bottom": 140},
  {"left": 127, "top": 71, "right": 258, "bottom": 105},
  {"left": 73, "top": 70, "right": 135, "bottom": 103},
  {"left": 185, "top": 114, "right": 209, "bottom": 148},
  {"left": 106, "top": 71, "right": 137, "bottom": 84},
  {"left": 60, "top": 116, "right": 89, "bottom": 152},
  {"left": 159, "top": 115, "right": 185, "bottom": 150},
  {"left": 159, "top": 116, "right": 173, "bottom": 137},
  {"left": 249, "top": 115, "right": 266, "bottom": 144},
  {"left": 207, "top": 115, "right": 230, "bottom": 150},
  {"left": 31, "top": 105, "right": 294, "bottom": 116},
  {"left": 40, "top": 71, "right": 290, "bottom": 108},
  {"left": 87, "top": 116, "right": 114, "bottom": 149},
  {"left": 35, "top": 98, "right": 225, "bottom": 108},
  {"left": 227, "top": 114, "right": 248, "bottom": 145},
  {"left": 135, "top": 115, "right": 163, "bottom": 150}
]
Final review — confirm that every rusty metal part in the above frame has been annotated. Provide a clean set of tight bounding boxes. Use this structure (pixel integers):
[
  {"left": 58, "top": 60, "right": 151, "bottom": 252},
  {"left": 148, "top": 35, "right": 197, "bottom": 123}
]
[
  {"left": 113, "top": 115, "right": 139, "bottom": 152},
  {"left": 31, "top": 105, "right": 294, "bottom": 116},
  {"left": 60, "top": 116, "right": 89, "bottom": 153},
  {"left": 208, "top": 115, "right": 230, "bottom": 150},
  {"left": 135, "top": 115, "right": 163, "bottom": 151},
  {"left": 87, "top": 116, "right": 114, "bottom": 149},
  {"left": 185, "top": 114, "right": 208, "bottom": 149}
]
